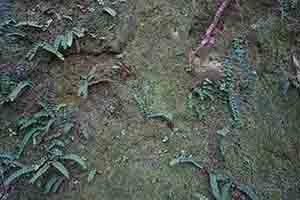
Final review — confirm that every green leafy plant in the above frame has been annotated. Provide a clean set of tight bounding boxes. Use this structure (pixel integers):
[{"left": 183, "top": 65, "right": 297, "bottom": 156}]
[
  {"left": 133, "top": 93, "right": 148, "bottom": 116},
  {"left": 133, "top": 93, "right": 174, "bottom": 129},
  {"left": 29, "top": 153, "right": 87, "bottom": 185},
  {"left": 0, "top": 151, "right": 87, "bottom": 195},
  {"left": 0, "top": 102, "right": 92, "bottom": 198},
  {"left": 78, "top": 66, "right": 97, "bottom": 98},
  {"left": 15, "top": 101, "right": 77, "bottom": 158},
  {"left": 0, "top": 74, "right": 31, "bottom": 105},
  {"left": 189, "top": 38, "right": 256, "bottom": 128},
  {"left": 170, "top": 151, "right": 258, "bottom": 200},
  {"left": 3, "top": 166, "right": 34, "bottom": 187},
  {"left": 87, "top": 168, "right": 97, "bottom": 184},
  {"left": 169, "top": 151, "right": 203, "bottom": 169},
  {"left": 279, "top": 0, "right": 291, "bottom": 18},
  {"left": 26, "top": 27, "right": 86, "bottom": 61},
  {"left": 43, "top": 175, "right": 60, "bottom": 193}
]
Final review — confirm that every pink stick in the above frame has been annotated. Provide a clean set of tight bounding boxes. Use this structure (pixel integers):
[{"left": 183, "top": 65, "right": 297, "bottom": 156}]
[{"left": 197, "top": 0, "right": 232, "bottom": 50}]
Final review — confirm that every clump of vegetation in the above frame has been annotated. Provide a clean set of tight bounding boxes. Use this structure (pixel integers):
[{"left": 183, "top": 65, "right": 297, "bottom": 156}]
[
  {"left": 0, "top": 71, "right": 31, "bottom": 106},
  {"left": 170, "top": 151, "right": 258, "bottom": 200},
  {"left": 189, "top": 37, "right": 256, "bottom": 128},
  {"left": 78, "top": 66, "right": 97, "bottom": 98},
  {"left": 26, "top": 27, "right": 86, "bottom": 61},
  {"left": 0, "top": 97, "right": 93, "bottom": 198},
  {"left": 133, "top": 82, "right": 174, "bottom": 129}
]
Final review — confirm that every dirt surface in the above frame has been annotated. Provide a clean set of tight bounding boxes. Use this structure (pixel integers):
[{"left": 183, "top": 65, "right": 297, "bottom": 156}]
[{"left": 1, "top": 0, "right": 300, "bottom": 200}]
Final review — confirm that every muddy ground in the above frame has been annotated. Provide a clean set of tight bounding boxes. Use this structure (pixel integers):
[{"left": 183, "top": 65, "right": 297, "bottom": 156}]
[{"left": 1, "top": 0, "right": 300, "bottom": 199}]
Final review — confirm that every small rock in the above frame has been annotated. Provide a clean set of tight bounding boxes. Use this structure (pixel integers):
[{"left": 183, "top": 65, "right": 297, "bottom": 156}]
[
  {"left": 151, "top": 177, "right": 159, "bottom": 184},
  {"left": 121, "top": 130, "right": 126, "bottom": 136},
  {"left": 162, "top": 136, "right": 169, "bottom": 143},
  {"left": 88, "top": 7, "right": 95, "bottom": 12},
  {"left": 116, "top": 54, "right": 124, "bottom": 59},
  {"left": 159, "top": 149, "right": 168, "bottom": 155},
  {"left": 81, "top": 156, "right": 87, "bottom": 161},
  {"left": 112, "top": 65, "right": 121, "bottom": 69},
  {"left": 173, "top": 128, "right": 179, "bottom": 132}
]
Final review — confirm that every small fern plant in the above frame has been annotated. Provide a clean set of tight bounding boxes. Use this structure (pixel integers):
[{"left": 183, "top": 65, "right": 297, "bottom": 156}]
[
  {"left": 170, "top": 151, "right": 258, "bottom": 200},
  {"left": 26, "top": 27, "right": 85, "bottom": 61},
  {"left": 15, "top": 101, "right": 76, "bottom": 158},
  {"left": 0, "top": 73, "right": 31, "bottom": 106},
  {"left": 29, "top": 152, "right": 87, "bottom": 193},
  {"left": 223, "top": 54, "right": 241, "bottom": 128},
  {"left": 0, "top": 102, "right": 91, "bottom": 198},
  {"left": 189, "top": 38, "right": 256, "bottom": 128}
]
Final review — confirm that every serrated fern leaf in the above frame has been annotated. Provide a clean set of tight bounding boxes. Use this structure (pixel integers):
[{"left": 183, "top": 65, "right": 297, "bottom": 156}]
[
  {"left": 51, "top": 177, "right": 64, "bottom": 193},
  {"left": 61, "top": 154, "right": 87, "bottom": 169},
  {"left": 35, "top": 118, "right": 55, "bottom": 144},
  {"left": 41, "top": 42, "right": 64, "bottom": 61},
  {"left": 221, "top": 182, "right": 232, "bottom": 200},
  {"left": 8, "top": 81, "right": 31, "bottom": 102},
  {"left": 63, "top": 123, "right": 73, "bottom": 135},
  {"left": 88, "top": 168, "right": 97, "bottom": 183},
  {"left": 237, "top": 184, "right": 258, "bottom": 200},
  {"left": 209, "top": 173, "right": 222, "bottom": 200},
  {"left": 133, "top": 94, "right": 147, "bottom": 115},
  {"left": 87, "top": 66, "right": 97, "bottom": 82},
  {"left": 169, "top": 152, "right": 203, "bottom": 169},
  {"left": 78, "top": 78, "right": 88, "bottom": 98},
  {"left": 72, "top": 27, "right": 85, "bottom": 38},
  {"left": 33, "top": 110, "right": 50, "bottom": 119},
  {"left": 17, "top": 128, "right": 41, "bottom": 158},
  {"left": 19, "top": 118, "right": 38, "bottom": 130},
  {"left": 48, "top": 148, "right": 64, "bottom": 158},
  {"left": 223, "top": 56, "right": 234, "bottom": 94},
  {"left": 15, "top": 21, "right": 45, "bottom": 29},
  {"left": 66, "top": 31, "right": 73, "bottom": 48},
  {"left": 54, "top": 35, "right": 65, "bottom": 50},
  {"left": 51, "top": 161, "right": 70, "bottom": 179},
  {"left": 0, "top": 153, "right": 16, "bottom": 161},
  {"left": 43, "top": 175, "right": 59, "bottom": 193},
  {"left": 7, "top": 160, "right": 26, "bottom": 168},
  {"left": 47, "top": 140, "right": 65, "bottom": 151},
  {"left": 33, "top": 157, "right": 49, "bottom": 171},
  {"left": 4, "top": 166, "right": 34, "bottom": 186},
  {"left": 279, "top": 0, "right": 290, "bottom": 18},
  {"left": 29, "top": 163, "right": 50, "bottom": 184},
  {"left": 228, "top": 94, "right": 241, "bottom": 128},
  {"left": 26, "top": 42, "right": 43, "bottom": 61}
]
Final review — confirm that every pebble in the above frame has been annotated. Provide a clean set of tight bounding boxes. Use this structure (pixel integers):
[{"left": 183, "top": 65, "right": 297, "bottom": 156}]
[
  {"left": 162, "top": 136, "right": 169, "bottom": 143},
  {"left": 159, "top": 149, "right": 168, "bottom": 155},
  {"left": 121, "top": 130, "right": 126, "bottom": 136},
  {"left": 151, "top": 177, "right": 159, "bottom": 184}
]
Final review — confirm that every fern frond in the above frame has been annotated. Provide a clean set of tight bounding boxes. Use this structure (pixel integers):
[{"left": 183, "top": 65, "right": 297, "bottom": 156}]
[
  {"left": 51, "top": 161, "right": 70, "bottom": 179},
  {"left": 29, "top": 163, "right": 50, "bottom": 184},
  {"left": 4, "top": 166, "right": 34, "bottom": 186},
  {"left": 61, "top": 154, "right": 87, "bottom": 170},
  {"left": 43, "top": 175, "right": 60, "bottom": 193}
]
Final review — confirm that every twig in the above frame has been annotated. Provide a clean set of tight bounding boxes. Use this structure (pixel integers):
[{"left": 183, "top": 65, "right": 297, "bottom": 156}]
[{"left": 193, "top": 0, "right": 233, "bottom": 55}]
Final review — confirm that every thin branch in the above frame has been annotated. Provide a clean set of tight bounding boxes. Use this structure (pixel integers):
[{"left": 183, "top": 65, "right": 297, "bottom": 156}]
[{"left": 194, "top": 0, "right": 233, "bottom": 54}]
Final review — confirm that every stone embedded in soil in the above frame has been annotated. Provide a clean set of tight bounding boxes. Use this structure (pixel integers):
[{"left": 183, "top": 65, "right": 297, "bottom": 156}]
[{"left": 162, "top": 136, "right": 169, "bottom": 143}]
